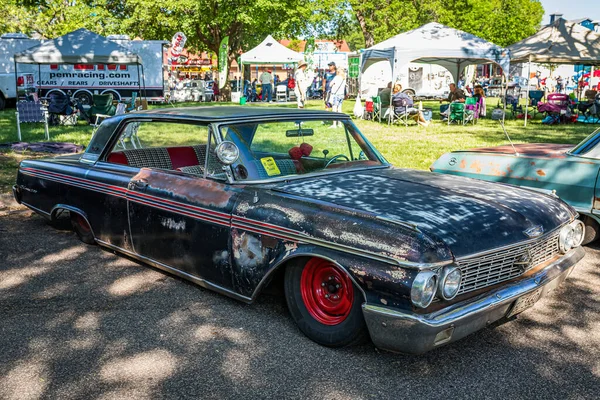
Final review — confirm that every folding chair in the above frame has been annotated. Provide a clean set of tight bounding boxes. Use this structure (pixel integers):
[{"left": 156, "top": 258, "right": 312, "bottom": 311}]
[
  {"left": 448, "top": 102, "right": 466, "bottom": 125},
  {"left": 47, "top": 92, "right": 77, "bottom": 126},
  {"left": 528, "top": 90, "right": 544, "bottom": 118},
  {"left": 16, "top": 101, "right": 49, "bottom": 141},
  {"left": 276, "top": 85, "right": 287, "bottom": 102},
  {"left": 89, "top": 94, "right": 116, "bottom": 131},
  {"left": 464, "top": 97, "right": 478, "bottom": 125},
  {"left": 391, "top": 100, "right": 414, "bottom": 126},
  {"left": 372, "top": 96, "right": 382, "bottom": 122}
]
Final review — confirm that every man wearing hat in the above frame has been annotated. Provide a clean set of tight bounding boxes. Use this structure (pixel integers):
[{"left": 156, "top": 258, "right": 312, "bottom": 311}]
[
  {"left": 259, "top": 67, "right": 273, "bottom": 102},
  {"left": 294, "top": 61, "right": 309, "bottom": 108},
  {"left": 323, "top": 61, "right": 337, "bottom": 111}
]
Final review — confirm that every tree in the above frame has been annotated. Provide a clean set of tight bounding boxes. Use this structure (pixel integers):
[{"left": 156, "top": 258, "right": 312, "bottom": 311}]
[{"left": 120, "top": 0, "right": 312, "bottom": 71}]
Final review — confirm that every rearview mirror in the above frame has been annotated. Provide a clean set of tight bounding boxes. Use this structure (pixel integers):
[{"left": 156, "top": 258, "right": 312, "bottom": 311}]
[{"left": 286, "top": 129, "right": 314, "bottom": 137}]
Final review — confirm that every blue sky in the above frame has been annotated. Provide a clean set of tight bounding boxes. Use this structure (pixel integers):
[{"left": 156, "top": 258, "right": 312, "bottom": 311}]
[{"left": 540, "top": 0, "right": 599, "bottom": 23}]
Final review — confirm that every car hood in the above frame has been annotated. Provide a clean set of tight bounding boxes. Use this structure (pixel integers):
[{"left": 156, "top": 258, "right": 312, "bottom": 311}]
[
  {"left": 273, "top": 168, "right": 574, "bottom": 258},
  {"left": 467, "top": 143, "right": 573, "bottom": 158}
]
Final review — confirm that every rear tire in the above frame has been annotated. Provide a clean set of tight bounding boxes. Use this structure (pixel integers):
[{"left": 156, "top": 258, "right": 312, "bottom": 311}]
[
  {"left": 0, "top": 95, "right": 5, "bottom": 111},
  {"left": 71, "top": 214, "right": 96, "bottom": 245},
  {"left": 582, "top": 216, "right": 600, "bottom": 245},
  {"left": 284, "top": 258, "right": 368, "bottom": 348}
]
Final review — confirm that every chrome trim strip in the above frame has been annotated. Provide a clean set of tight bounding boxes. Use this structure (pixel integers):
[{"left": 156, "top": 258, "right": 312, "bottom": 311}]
[
  {"left": 21, "top": 202, "right": 50, "bottom": 217},
  {"left": 96, "top": 239, "right": 253, "bottom": 303}
]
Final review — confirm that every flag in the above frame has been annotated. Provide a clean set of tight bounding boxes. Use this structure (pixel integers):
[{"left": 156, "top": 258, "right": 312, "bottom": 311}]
[
  {"left": 218, "top": 36, "right": 229, "bottom": 89},
  {"left": 169, "top": 32, "right": 187, "bottom": 65}
]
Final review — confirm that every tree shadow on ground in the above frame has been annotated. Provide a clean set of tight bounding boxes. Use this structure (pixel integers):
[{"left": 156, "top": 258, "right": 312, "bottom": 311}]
[{"left": 0, "top": 213, "right": 598, "bottom": 399}]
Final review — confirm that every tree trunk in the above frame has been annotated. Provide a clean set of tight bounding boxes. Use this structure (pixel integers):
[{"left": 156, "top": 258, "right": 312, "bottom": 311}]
[{"left": 355, "top": 10, "right": 375, "bottom": 48}]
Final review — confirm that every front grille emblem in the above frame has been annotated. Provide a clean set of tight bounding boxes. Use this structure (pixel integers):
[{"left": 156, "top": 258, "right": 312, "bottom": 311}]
[
  {"left": 524, "top": 225, "right": 544, "bottom": 238},
  {"left": 514, "top": 249, "right": 533, "bottom": 272}
]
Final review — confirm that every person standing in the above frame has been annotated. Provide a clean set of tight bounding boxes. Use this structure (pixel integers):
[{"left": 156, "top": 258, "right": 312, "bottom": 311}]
[
  {"left": 259, "top": 68, "right": 273, "bottom": 102},
  {"left": 328, "top": 69, "right": 347, "bottom": 127},
  {"left": 323, "top": 62, "right": 336, "bottom": 111},
  {"left": 294, "top": 61, "right": 310, "bottom": 108}
]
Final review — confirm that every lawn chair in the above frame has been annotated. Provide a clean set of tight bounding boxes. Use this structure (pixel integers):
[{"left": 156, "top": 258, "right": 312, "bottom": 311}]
[
  {"left": 47, "top": 91, "right": 77, "bottom": 126},
  {"left": 15, "top": 101, "right": 49, "bottom": 141},
  {"left": 276, "top": 85, "right": 287, "bottom": 102},
  {"left": 89, "top": 94, "right": 116, "bottom": 127},
  {"left": 464, "top": 97, "right": 479, "bottom": 125},
  {"left": 372, "top": 96, "right": 383, "bottom": 123},
  {"left": 391, "top": 99, "right": 415, "bottom": 126},
  {"left": 448, "top": 102, "right": 465, "bottom": 124},
  {"left": 538, "top": 93, "right": 571, "bottom": 124},
  {"left": 528, "top": 90, "right": 545, "bottom": 118},
  {"left": 126, "top": 92, "right": 138, "bottom": 112},
  {"left": 503, "top": 94, "right": 522, "bottom": 119}
]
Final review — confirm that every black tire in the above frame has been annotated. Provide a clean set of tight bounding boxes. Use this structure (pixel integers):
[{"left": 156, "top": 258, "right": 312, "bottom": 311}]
[
  {"left": 73, "top": 91, "right": 93, "bottom": 106},
  {"left": 284, "top": 258, "right": 368, "bottom": 348},
  {"left": 71, "top": 214, "right": 96, "bottom": 245},
  {"left": 582, "top": 215, "right": 600, "bottom": 245},
  {"left": 0, "top": 95, "right": 5, "bottom": 111}
]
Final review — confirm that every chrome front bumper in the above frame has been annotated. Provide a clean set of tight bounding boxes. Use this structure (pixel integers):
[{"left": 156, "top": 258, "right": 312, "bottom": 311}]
[{"left": 362, "top": 247, "right": 585, "bottom": 355}]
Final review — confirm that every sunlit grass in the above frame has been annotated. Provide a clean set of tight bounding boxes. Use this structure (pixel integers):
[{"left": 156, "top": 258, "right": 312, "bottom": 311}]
[{"left": 1, "top": 97, "right": 596, "bottom": 193}]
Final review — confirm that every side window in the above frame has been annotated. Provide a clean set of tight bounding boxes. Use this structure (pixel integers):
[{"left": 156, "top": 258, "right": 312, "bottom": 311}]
[{"left": 105, "top": 121, "right": 224, "bottom": 179}]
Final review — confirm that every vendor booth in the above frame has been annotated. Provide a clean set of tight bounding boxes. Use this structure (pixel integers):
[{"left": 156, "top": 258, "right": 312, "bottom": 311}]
[
  {"left": 508, "top": 18, "right": 600, "bottom": 125},
  {"left": 360, "top": 22, "right": 510, "bottom": 122}
]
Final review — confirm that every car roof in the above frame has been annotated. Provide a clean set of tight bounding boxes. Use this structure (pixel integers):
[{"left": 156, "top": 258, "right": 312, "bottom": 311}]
[{"left": 129, "top": 106, "right": 349, "bottom": 122}]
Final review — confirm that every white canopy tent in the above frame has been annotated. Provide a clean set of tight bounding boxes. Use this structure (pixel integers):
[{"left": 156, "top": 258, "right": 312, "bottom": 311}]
[
  {"left": 360, "top": 22, "right": 510, "bottom": 122},
  {"left": 238, "top": 35, "right": 304, "bottom": 93},
  {"left": 14, "top": 28, "right": 145, "bottom": 100},
  {"left": 239, "top": 35, "right": 304, "bottom": 65},
  {"left": 361, "top": 23, "right": 510, "bottom": 83},
  {"left": 507, "top": 18, "right": 600, "bottom": 125}
]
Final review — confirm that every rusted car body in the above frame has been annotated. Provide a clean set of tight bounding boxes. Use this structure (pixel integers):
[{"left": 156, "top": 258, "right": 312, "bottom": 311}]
[
  {"left": 431, "top": 129, "right": 600, "bottom": 245},
  {"left": 14, "top": 107, "right": 585, "bottom": 354}
]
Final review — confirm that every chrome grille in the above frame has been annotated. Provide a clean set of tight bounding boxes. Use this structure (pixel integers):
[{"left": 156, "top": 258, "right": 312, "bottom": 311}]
[{"left": 456, "top": 232, "right": 560, "bottom": 295}]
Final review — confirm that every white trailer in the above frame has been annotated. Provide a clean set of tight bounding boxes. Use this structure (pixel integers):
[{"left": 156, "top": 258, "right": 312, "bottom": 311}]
[
  {"left": 0, "top": 33, "right": 168, "bottom": 108},
  {"left": 0, "top": 33, "right": 39, "bottom": 110}
]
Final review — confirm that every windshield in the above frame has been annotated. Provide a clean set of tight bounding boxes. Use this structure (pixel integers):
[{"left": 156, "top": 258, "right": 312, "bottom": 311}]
[
  {"left": 219, "top": 119, "right": 386, "bottom": 181},
  {"left": 569, "top": 127, "right": 600, "bottom": 158}
]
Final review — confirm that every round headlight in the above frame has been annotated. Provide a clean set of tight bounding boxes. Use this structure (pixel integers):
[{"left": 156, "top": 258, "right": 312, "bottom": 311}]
[
  {"left": 571, "top": 220, "right": 585, "bottom": 248},
  {"left": 215, "top": 141, "right": 239, "bottom": 165},
  {"left": 439, "top": 265, "right": 462, "bottom": 300},
  {"left": 411, "top": 270, "right": 437, "bottom": 308},
  {"left": 559, "top": 224, "right": 575, "bottom": 254}
]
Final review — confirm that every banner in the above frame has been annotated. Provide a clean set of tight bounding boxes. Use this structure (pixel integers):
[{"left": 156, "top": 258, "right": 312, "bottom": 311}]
[
  {"left": 218, "top": 36, "right": 229, "bottom": 89},
  {"left": 169, "top": 32, "right": 187, "bottom": 65}
]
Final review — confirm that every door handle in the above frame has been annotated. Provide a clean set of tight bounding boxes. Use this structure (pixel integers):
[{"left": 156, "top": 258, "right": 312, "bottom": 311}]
[{"left": 128, "top": 179, "right": 148, "bottom": 191}]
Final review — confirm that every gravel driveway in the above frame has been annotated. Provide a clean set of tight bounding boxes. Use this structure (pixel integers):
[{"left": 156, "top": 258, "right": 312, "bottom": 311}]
[{"left": 1, "top": 211, "right": 599, "bottom": 400}]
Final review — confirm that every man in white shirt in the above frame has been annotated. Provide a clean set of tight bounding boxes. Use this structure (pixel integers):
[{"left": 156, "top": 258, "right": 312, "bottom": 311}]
[
  {"left": 294, "top": 61, "right": 309, "bottom": 108},
  {"left": 259, "top": 68, "right": 273, "bottom": 102}
]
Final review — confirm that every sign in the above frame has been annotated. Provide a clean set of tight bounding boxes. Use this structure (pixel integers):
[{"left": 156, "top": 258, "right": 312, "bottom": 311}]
[
  {"left": 218, "top": 36, "right": 229, "bottom": 89},
  {"left": 260, "top": 157, "right": 281, "bottom": 176},
  {"left": 169, "top": 32, "right": 187, "bottom": 65}
]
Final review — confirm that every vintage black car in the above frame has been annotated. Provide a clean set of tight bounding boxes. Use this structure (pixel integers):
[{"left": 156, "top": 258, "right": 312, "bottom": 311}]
[{"left": 14, "top": 107, "right": 585, "bottom": 354}]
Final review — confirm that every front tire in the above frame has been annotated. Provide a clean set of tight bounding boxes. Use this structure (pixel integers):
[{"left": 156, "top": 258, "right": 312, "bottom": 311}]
[
  {"left": 582, "top": 215, "right": 600, "bottom": 245},
  {"left": 284, "top": 258, "right": 368, "bottom": 347}
]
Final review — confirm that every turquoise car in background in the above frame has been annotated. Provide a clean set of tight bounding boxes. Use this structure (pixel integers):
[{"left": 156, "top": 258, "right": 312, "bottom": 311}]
[{"left": 431, "top": 129, "right": 600, "bottom": 245}]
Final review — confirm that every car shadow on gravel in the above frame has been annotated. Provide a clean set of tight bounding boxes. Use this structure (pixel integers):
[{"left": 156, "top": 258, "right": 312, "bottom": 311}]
[{"left": 0, "top": 213, "right": 598, "bottom": 399}]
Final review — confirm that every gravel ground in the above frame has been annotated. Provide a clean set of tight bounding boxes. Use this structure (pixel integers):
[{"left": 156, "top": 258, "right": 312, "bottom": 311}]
[{"left": 1, "top": 211, "right": 599, "bottom": 400}]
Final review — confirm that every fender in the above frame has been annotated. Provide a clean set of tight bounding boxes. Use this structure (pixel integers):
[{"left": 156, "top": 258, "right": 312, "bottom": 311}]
[{"left": 50, "top": 203, "right": 97, "bottom": 239}]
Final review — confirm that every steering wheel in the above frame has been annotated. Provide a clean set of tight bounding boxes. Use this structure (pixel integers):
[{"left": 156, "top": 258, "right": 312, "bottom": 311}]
[{"left": 325, "top": 154, "right": 350, "bottom": 168}]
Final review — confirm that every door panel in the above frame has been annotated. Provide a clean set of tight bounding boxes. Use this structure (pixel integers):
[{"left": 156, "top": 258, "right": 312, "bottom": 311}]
[{"left": 127, "top": 168, "right": 242, "bottom": 290}]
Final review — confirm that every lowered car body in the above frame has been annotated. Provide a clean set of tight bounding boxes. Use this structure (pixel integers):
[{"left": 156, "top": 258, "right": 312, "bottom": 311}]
[{"left": 14, "top": 107, "right": 585, "bottom": 354}]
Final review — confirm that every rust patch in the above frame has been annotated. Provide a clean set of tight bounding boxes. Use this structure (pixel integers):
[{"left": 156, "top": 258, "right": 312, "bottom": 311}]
[
  {"left": 469, "top": 160, "right": 482, "bottom": 174},
  {"left": 594, "top": 197, "right": 600, "bottom": 210},
  {"left": 530, "top": 161, "right": 536, "bottom": 166},
  {"left": 536, "top": 169, "right": 546, "bottom": 176},
  {"left": 232, "top": 231, "right": 266, "bottom": 269},
  {"left": 459, "top": 159, "right": 466, "bottom": 169},
  {"left": 133, "top": 168, "right": 240, "bottom": 208}
]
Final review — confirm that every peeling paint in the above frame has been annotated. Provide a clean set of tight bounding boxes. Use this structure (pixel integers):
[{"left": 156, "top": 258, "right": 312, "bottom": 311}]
[
  {"left": 536, "top": 169, "right": 546, "bottom": 177},
  {"left": 387, "top": 269, "right": 407, "bottom": 280},
  {"left": 232, "top": 231, "right": 266, "bottom": 269},
  {"left": 380, "top": 298, "right": 388, "bottom": 305}
]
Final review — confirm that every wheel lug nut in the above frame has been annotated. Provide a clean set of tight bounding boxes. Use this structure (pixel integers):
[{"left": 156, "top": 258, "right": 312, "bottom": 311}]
[
  {"left": 336, "top": 284, "right": 340, "bottom": 289},
  {"left": 333, "top": 295, "right": 339, "bottom": 300},
  {"left": 325, "top": 294, "right": 330, "bottom": 298},
  {"left": 321, "top": 282, "right": 326, "bottom": 287},
  {"left": 329, "top": 276, "right": 334, "bottom": 281}
]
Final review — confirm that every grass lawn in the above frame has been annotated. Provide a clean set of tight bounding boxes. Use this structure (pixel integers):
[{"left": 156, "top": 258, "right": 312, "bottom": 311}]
[{"left": 1, "top": 97, "right": 595, "bottom": 195}]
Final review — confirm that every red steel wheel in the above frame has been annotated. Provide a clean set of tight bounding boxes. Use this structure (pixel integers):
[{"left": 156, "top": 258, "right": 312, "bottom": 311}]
[
  {"left": 300, "top": 258, "right": 354, "bottom": 325},
  {"left": 71, "top": 213, "right": 95, "bottom": 245}
]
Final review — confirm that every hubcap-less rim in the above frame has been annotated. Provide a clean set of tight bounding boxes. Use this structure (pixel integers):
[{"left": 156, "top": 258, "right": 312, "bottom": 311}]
[{"left": 300, "top": 258, "right": 354, "bottom": 325}]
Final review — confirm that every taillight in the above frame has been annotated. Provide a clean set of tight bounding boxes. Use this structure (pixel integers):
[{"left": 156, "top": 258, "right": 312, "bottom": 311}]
[{"left": 17, "top": 76, "right": 24, "bottom": 86}]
